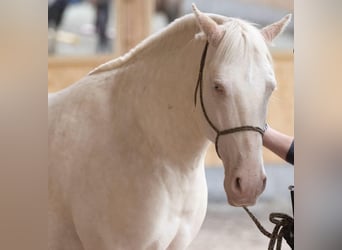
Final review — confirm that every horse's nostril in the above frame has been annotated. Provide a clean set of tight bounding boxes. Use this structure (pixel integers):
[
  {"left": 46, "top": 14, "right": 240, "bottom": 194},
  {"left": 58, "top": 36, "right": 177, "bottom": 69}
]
[
  {"left": 262, "top": 176, "right": 267, "bottom": 190},
  {"left": 235, "top": 177, "right": 242, "bottom": 192}
]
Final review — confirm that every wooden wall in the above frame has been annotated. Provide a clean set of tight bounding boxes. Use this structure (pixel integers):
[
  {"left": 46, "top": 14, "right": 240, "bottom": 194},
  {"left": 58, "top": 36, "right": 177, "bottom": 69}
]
[
  {"left": 48, "top": 52, "right": 293, "bottom": 165},
  {"left": 115, "top": 0, "right": 155, "bottom": 54}
]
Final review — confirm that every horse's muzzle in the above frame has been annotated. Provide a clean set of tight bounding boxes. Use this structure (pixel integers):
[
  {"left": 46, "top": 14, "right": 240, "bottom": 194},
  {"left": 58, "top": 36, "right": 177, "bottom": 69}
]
[{"left": 224, "top": 171, "right": 267, "bottom": 207}]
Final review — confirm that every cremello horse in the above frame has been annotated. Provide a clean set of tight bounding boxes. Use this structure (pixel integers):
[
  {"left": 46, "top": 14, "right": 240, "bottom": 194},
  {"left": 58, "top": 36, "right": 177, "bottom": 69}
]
[{"left": 49, "top": 4, "right": 291, "bottom": 250}]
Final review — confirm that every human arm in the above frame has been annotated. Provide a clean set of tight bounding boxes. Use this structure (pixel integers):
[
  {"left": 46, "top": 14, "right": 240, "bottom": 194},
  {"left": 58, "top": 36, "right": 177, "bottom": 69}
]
[{"left": 263, "top": 125, "right": 294, "bottom": 165}]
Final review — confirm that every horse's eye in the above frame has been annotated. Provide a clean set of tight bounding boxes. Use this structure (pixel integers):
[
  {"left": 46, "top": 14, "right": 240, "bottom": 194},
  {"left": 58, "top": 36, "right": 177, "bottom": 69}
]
[{"left": 213, "top": 83, "right": 225, "bottom": 93}]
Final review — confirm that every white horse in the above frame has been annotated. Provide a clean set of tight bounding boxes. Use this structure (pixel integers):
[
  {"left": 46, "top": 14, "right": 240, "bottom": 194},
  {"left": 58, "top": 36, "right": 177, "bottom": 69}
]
[{"left": 49, "top": 4, "right": 291, "bottom": 250}]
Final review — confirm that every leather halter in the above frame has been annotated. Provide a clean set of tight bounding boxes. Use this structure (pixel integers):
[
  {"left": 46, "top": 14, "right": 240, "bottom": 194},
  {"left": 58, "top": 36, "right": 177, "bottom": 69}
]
[{"left": 194, "top": 41, "right": 266, "bottom": 158}]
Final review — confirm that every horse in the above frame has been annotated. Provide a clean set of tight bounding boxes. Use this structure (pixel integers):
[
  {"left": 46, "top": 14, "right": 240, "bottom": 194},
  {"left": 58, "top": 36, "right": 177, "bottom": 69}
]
[{"left": 48, "top": 4, "right": 291, "bottom": 250}]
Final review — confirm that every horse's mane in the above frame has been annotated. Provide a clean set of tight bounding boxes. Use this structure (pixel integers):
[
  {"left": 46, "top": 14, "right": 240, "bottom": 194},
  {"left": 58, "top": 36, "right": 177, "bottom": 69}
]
[
  {"left": 88, "top": 13, "right": 228, "bottom": 75},
  {"left": 89, "top": 13, "right": 270, "bottom": 75}
]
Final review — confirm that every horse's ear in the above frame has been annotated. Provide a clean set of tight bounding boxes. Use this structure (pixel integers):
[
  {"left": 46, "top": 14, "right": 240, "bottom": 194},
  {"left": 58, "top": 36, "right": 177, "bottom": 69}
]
[
  {"left": 261, "top": 14, "right": 292, "bottom": 44},
  {"left": 192, "top": 3, "right": 225, "bottom": 47}
]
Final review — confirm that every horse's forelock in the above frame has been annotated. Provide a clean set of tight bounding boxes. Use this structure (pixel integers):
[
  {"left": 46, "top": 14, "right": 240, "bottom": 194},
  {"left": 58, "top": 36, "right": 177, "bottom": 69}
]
[{"left": 214, "top": 18, "right": 271, "bottom": 65}]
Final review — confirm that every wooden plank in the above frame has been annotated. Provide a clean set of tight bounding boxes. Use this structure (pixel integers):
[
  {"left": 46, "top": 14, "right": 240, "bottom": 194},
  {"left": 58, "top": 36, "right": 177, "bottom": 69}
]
[{"left": 115, "top": 0, "right": 155, "bottom": 55}]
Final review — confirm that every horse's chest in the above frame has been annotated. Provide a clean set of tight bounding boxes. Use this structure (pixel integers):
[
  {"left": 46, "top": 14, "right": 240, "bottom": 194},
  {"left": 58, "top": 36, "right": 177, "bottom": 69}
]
[
  {"left": 104, "top": 163, "right": 208, "bottom": 249},
  {"left": 70, "top": 147, "right": 208, "bottom": 249},
  {"left": 144, "top": 167, "right": 208, "bottom": 249}
]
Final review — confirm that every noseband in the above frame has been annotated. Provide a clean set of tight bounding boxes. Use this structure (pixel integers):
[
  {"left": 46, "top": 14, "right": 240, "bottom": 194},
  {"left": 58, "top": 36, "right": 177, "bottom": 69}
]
[{"left": 194, "top": 41, "right": 266, "bottom": 158}]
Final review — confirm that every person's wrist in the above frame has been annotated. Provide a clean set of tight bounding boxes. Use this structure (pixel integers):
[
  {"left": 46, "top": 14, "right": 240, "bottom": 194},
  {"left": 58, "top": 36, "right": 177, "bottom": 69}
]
[
  {"left": 263, "top": 123, "right": 269, "bottom": 136},
  {"left": 262, "top": 123, "right": 271, "bottom": 147}
]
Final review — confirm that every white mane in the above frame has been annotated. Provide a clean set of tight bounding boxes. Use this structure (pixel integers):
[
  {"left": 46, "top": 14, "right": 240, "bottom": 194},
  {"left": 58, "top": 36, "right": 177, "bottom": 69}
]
[
  {"left": 89, "top": 13, "right": 271, "bottom": 76},
  {"left": 88, "top": 13, "right": 229, "bottom": 75}
]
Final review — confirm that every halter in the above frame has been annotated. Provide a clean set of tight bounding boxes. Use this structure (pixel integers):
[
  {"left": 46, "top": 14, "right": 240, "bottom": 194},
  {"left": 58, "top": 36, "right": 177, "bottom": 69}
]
[{"left": 194, "top": 41, "right": 266, "bottom": 158}]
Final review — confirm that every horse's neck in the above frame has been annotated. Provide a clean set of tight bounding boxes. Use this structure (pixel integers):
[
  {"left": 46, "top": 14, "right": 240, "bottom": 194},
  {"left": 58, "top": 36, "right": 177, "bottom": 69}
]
[{"left": 116, "top": 37, "right": 210, "bottom": 168}]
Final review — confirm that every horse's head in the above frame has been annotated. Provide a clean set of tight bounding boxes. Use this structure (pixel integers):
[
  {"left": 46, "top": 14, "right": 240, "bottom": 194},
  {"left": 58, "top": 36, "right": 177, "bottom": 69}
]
[{"left": 192, "top": 4, "right": 291, "bottom": 206}]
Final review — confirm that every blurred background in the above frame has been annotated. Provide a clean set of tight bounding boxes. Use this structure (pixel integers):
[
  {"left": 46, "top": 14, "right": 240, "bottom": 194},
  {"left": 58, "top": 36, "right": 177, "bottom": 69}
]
[
  {"left": 48, "top": 0, "right": 293, "bottom": 56},
  {"left": 48, "top": 1, "right": 293, "bottom": 249}
]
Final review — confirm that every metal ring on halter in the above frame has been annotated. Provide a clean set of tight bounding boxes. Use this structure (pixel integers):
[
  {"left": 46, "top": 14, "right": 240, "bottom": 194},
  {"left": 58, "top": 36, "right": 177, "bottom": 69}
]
[{"left": 194, "top": 41, "right": 266, "bottom": 159}]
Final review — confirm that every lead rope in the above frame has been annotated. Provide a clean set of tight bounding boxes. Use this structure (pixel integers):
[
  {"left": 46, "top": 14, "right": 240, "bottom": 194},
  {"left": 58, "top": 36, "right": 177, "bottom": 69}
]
[
  {"left": 242, "top": 207, "right": 294, "bottom": 250},
  {"left": 242, "top": 186, "right": 294, "bottom": 249}
]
